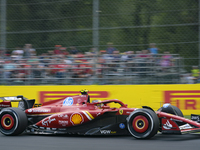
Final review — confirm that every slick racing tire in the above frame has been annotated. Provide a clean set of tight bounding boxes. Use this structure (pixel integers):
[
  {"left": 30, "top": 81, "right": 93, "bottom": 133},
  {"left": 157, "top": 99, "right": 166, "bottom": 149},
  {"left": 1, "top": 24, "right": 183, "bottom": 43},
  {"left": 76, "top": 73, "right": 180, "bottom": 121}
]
[
  {"left": 0, "top": 107, "right": 28, "bottom": 136},
  {"left": 172, "top": 105, "right": 183, "bottom": 117},
  {"left": 157, "top": 104, "right": 183, "bottom": 117},
  {"left": 127, "top": 108, "right": 159, "bottom": 139},
  {"left": 157, "top": 104, "right": 184, "bottom": 127}
]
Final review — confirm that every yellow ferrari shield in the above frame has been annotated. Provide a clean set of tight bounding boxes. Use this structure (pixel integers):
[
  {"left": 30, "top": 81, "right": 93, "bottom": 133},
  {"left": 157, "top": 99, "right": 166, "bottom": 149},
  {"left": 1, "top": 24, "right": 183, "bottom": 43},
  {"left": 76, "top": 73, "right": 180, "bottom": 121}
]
[{"left": 119, "top": 109, "right": 123, "bottom": 115}]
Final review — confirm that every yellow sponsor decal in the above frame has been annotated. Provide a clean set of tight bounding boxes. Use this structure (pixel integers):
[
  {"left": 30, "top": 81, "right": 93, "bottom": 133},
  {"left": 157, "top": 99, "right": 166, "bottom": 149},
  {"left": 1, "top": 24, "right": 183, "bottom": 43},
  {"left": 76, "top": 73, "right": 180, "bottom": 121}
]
[{"left": 111, "top": 131, "right": 117, "bottom": 134}]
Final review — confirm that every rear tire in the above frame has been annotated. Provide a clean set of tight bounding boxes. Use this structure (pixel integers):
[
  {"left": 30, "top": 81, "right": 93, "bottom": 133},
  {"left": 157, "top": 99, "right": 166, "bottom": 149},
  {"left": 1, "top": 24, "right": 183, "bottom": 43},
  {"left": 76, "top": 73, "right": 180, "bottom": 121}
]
[
  {"left": 0, "top": 107, "right": 28, "bottom": 136},
  {"left": 127, "top": 108, "right": 159, "bottom": 139}
]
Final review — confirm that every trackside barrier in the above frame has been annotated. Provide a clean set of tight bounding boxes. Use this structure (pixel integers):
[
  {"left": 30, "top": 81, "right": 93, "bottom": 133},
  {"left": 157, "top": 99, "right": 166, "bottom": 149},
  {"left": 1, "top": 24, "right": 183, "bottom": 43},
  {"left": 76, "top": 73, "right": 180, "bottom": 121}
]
[{"left": 0, "top": 84, "right": 200, "bottom": 115}]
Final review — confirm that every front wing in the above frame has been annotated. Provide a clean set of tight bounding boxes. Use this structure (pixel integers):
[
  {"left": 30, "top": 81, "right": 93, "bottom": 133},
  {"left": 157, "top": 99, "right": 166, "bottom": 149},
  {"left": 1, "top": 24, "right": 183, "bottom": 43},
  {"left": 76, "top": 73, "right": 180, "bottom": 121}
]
[{"left": 159, "top": 112, "right": 200, "bottom": 134}]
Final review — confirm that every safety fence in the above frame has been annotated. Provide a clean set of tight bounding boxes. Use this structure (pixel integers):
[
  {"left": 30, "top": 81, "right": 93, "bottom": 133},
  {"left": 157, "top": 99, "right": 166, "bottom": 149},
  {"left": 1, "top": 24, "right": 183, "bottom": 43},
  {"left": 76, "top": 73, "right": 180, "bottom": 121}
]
[{"left": 0, "top": 0, "right": 199, "bottom": 70}]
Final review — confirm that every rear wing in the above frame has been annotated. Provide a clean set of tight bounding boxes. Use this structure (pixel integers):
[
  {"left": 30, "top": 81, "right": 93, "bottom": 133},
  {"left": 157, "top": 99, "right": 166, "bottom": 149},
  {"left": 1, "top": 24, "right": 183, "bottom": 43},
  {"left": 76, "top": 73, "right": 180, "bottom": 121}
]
[
  {"left": 0, "top": 95, "right": 35, "bottom": 110},
  {"left": 0, "top": 95, "right": 27, "bottom": 101}
]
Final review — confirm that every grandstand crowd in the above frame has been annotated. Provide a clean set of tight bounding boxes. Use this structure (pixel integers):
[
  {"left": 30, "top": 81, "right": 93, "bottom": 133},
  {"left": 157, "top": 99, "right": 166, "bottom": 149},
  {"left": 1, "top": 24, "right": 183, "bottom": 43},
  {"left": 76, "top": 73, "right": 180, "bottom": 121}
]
[{"left": 0, "top": 43, "right": 194, "bottom": 85}]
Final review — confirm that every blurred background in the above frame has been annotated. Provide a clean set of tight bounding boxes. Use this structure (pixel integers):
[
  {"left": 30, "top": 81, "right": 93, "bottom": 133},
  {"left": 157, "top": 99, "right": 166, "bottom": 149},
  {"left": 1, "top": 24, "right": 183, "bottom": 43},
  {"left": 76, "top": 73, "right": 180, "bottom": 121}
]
[{"left": 0, "top": 0, "right": 199, "bottom": 85}]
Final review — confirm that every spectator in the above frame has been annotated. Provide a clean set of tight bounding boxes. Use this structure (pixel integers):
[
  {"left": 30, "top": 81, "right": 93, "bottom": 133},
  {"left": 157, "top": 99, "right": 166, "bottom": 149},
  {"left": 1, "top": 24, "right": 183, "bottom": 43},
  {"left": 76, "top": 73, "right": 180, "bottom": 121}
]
[
  {"left": 191, "top": 66, "right": 200, "bottom": 83},
  {"left": 96, "top": 58, "right": 105, "bottom": 78},
  {"left": 12, "top": 64, "right": 26, "bottom": 84},
  {"left": 28, "top": 56, "right": 39, "bottom": 64},
  {"left": 121, "top": 51, "right": 134, "bottom": 62},
  {"left": 79, "top": 62, "right": 93, "bottom": 78},
  {"left": 0, "top": 59, "right": 4, "bottom": 78},
  {"left": 53, "top": 45, "right": 69, "bottom": 56},
  {"left": 137, "top": 50, "right": 151, "bottom": 73},
  {"left": 148, "top": 43, "right": 160, "bottom": 55},
  {"left": 69, "top": 46, "right": 79, "bottom": 55},
  {"left": 19, "top": 59, "right": 31, "bottom": 77},
  {"left": 39, "top": 53, "right": 51, "bottom": 65},
  {"left": 160, "top": 51, "right": 173, "bottom": 72},
  {"left": 112, "top": 50, "right": 121, "bottom": 62},
  {"left": 52, "top": 59, "right": 70, "bottom": 79},
  {"left": 76, "top": 53, "right": 86, "bottom": 62},
  {"left": 71, "top": 60, "right": 82, "bottom": 84},
  {"left": 139, "top": 50, "right": 151, "bottom": 59},
  {"left": 11, "top": 47, "right": 24, "bottom": 57},
  {"left": 128, "top": 51, "right": 135, "bottom": 60},
  {"left": 64, "top": 57, "right": 73, "bottom": 65},
  {"left": 24, "top": 44, "right": 36, "bottom": 58},
  {"left": 11, "top": 47, "right": 24, "bottom": 60},
  {"left": 89, "top": 47, "right": 97, "bottom": 55},
  {"left": 71, "top": 59, "right": 93, "bottom": 84},
  {"left": 99, "top": 50, "right": 106, "bottom": 55},
  {"left": 135, "top": 51, "right": 142, "bottom": 56},
  {"left": 31, "top": 61, "right": 44, "bottom": 78},
  {"left": 186, "top": 73, "right": 195, "bottom": 84},
  {"left": 3, "top": 60, "right": 16, "bottom": 79},
  {"left": 5, "top": 49, "right": 12, "bottom": 58},
  {"left": 30, "top": 49, "right": 36, "bottom": 56},
  {"left": 106, "top": 42, "right": 117, "bottom": 54},
  {"left": 84, "top": 52, "right": 95, "bottom": 67},
  {"left": 60, "top": 47, "right": 69, "bottom": 55},
  {"left": 120, "top": 51, "right": 134, "bottom": 72},
  {"left": 53, "top": 45, "right": 62, "bottom": 55},
  {"left": 0, "top": 49, "right": 5, "bottom": 58},
  {"left": 99, "top": 50, "right": 106, "bottom": 60},
  {"left": 11, "top": 51, "right": 21, "bottom": 60},
  {"left": 47, "top": 59, "right": 57, "bottom": 77},
  {"left": 48, "top": 50, "right": 54, "bottom": 56},
  {"left": 135, "top": 51, "right": 143, "bottom": 61},
  {"left": 121, "top": 52, "right": 128, "bottom": 62}
]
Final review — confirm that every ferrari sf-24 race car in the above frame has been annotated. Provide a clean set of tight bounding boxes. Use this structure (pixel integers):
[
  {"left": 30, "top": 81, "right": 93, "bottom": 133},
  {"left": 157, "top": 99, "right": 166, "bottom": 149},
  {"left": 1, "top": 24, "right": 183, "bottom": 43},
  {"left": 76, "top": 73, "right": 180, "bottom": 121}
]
[{"left": 0, "top": 90, "right": 200, "bottom": 139}]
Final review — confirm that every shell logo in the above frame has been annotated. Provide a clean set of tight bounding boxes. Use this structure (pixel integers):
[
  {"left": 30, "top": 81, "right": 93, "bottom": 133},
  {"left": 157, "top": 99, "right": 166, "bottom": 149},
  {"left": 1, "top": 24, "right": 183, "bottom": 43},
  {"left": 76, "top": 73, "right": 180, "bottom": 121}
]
[{"left": 70, "top": 113, "right": 84, "bottom": 125}]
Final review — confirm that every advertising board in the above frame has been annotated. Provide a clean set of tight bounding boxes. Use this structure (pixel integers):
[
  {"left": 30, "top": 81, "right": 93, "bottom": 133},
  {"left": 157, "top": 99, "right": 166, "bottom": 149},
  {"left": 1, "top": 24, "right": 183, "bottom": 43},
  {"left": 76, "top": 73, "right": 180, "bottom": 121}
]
[{"left": 0, "top": 84, "right": 200, "bottom": 115}]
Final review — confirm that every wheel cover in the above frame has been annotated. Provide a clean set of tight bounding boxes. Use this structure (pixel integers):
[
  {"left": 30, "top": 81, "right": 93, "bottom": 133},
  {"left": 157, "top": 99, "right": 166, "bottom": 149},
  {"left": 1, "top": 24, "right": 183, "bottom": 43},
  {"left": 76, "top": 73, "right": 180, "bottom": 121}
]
[
  {"left": 132, "top": 115, "right": 149, "bottom": 133},
  {"left": 1, "top": 114, "right": 15, "bottom": 130}
]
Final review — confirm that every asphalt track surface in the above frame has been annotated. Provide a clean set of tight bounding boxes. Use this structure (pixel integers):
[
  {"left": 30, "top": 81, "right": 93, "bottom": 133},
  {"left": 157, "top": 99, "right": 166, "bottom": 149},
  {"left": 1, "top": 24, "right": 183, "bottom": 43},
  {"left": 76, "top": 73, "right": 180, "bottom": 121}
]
[{"left": 1, "top": 132, "right": 200, "bottom": 150}]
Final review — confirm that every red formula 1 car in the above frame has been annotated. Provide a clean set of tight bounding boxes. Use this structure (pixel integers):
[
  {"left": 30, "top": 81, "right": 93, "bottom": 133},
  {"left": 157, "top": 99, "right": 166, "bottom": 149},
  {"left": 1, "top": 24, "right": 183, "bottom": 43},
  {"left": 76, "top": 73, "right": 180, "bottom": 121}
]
[{"left": 0, "top": 90, "right": 200, "bottom": 139}]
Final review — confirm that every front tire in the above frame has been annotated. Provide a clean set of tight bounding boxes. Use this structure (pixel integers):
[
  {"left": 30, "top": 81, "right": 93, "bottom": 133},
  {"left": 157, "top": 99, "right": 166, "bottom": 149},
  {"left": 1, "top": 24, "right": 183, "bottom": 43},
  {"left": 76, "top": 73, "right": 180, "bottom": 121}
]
[
  {"left": 157, "top": 104, "right": 183, "bottom": 117},
  {"left": 127, "top": 108, "right": 159, "bottom": 139},
  {"left": 0, "top": 108, "right": 28, "bottom": 136}
]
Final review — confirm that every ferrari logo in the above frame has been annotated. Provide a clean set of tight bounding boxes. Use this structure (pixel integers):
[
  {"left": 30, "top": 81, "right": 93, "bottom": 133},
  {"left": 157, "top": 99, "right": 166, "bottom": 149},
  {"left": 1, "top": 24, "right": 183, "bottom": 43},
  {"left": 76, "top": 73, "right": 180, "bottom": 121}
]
[{"left": 119, "top": 110, "right": 123, "bottom": 115}]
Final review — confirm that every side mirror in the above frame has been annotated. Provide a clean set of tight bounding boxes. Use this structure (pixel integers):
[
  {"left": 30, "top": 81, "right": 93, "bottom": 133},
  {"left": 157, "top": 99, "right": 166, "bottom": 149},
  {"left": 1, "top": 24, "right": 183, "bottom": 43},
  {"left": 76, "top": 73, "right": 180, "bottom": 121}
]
[
  {"left": 17, "top": 95, "right": 24, "bottom": 100},
  {"left": 92, "top": 100, "right": 101, "bottom": 103}
]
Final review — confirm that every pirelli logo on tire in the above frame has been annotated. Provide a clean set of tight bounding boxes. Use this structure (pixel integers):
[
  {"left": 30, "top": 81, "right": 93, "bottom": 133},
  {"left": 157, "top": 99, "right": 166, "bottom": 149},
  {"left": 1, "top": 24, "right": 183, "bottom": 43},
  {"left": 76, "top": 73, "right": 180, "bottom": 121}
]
[
  {"left": 39, "top": 91, "right": 109, "bottom": 103},
  {"left": 164, "top": 90, "right": 200, "bottom": 110}
]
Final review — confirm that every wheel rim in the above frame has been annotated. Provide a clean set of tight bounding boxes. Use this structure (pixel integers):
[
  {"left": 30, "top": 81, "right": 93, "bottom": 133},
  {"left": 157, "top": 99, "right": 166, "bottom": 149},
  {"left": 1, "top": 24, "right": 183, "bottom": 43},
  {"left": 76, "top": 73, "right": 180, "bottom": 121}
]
[
  {"left": 132, "top": 115, "right": 149, "bottom": 133},
  {"left": 1, "top": 114, "right": 15, "bottom": 130}
]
